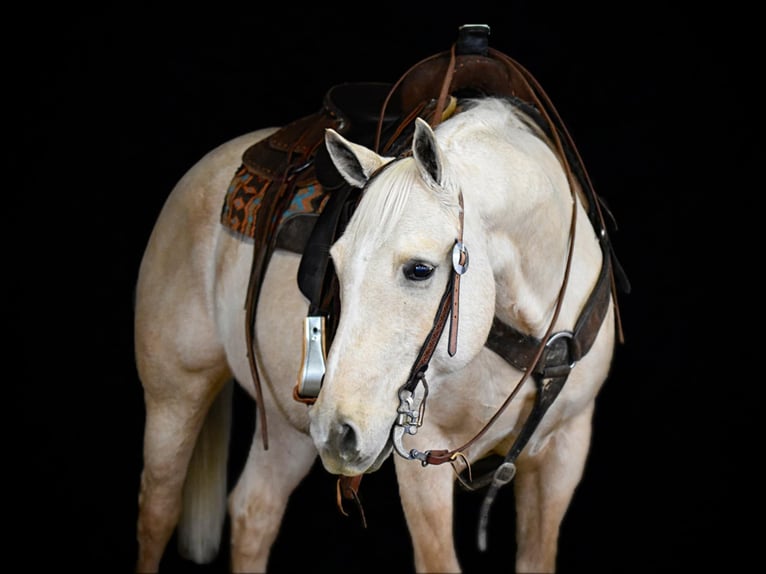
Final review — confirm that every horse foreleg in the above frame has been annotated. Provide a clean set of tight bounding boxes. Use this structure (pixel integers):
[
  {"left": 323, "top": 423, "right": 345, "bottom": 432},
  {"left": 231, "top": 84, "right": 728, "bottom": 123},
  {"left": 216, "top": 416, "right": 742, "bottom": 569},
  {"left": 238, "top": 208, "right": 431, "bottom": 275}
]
[
  {"left": 395, "top": 459, "right": 461, "bottom": 573},
  {"left": 229, "top": 408, "right": 316, "bottom": 573},
  {"left": 513, "top": 405, "right": 594, "bottom": 573}
]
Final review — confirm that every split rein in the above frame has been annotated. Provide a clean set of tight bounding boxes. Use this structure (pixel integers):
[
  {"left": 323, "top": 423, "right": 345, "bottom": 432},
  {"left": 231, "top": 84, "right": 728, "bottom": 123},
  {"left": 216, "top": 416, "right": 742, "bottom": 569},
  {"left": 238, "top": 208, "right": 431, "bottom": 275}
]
[{"left": 384, "top": 42, "right": 579, "bottom": 471}]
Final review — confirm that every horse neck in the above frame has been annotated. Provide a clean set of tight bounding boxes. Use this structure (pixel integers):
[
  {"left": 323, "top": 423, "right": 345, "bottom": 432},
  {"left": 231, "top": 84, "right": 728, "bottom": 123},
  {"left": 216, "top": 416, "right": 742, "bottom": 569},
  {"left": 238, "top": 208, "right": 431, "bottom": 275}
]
[{"left": 464, "top": 143, "right": 589, "bottom": 338}]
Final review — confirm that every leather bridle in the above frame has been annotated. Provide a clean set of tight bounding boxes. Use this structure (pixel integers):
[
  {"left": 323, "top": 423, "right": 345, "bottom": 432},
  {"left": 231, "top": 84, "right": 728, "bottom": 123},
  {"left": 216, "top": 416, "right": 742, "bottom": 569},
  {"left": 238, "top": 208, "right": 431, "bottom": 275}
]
[{"left": 390, "top": 189, "right": 467, "bottom": 459}]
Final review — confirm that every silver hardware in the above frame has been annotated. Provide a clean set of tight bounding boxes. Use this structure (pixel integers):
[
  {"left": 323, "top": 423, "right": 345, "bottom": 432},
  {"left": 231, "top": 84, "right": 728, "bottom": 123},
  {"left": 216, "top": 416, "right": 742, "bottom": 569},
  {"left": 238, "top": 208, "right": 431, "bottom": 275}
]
[
  {"left": 395, "top": 388, "right": 424, "bottom": 434},
  {"left": 492, "top": 461, "right": 516, "bottom": 486},
  {"left": 545, "top": 330, "right": 576, "bottom": 369},
  {"left": 459, "top": 23, "right": 491, "bottom": 34},
  {"left": 392, "top": 425, "right": 415, "bottom": 459},
  {"left": 296, "top": 315, "right": 326, "bottom": 399},
  {"left": 452, "top": 241, "right": 469, "bottom": 275},
  {"left": 391, "top": 381, "right": 429, "bottom": 461}
]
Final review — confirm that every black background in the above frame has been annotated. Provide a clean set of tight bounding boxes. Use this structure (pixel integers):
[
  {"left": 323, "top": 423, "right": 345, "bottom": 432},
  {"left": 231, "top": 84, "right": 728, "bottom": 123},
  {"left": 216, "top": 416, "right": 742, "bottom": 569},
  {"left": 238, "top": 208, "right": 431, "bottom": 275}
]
[{"left": 8, "top": 3, "right": 756, "bottom": 572}]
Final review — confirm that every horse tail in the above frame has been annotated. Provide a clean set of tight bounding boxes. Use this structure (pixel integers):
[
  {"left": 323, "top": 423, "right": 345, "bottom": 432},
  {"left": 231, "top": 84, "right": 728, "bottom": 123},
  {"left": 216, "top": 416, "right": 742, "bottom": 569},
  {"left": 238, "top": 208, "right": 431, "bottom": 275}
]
[{"left": 177, "top": 379, "right": 233, "bottom": 564}]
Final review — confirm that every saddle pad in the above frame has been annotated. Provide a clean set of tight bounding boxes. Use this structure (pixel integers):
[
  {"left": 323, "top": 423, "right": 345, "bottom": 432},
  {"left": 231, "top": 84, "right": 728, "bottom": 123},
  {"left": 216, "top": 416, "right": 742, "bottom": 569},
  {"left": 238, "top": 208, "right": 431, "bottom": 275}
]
[{"left": 220, "top": 163, "right": 329, "bottom": 241}]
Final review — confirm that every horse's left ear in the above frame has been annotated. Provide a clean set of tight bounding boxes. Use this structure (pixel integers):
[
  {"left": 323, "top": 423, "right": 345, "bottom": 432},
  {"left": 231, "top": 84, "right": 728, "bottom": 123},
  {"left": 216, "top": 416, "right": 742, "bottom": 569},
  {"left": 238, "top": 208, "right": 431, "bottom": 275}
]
[
  {"left": 412, "top": 117, "right": 444, "bottom": 187},
  {"left": 325, "top": 128, "right": 389, "bottom": 188}
]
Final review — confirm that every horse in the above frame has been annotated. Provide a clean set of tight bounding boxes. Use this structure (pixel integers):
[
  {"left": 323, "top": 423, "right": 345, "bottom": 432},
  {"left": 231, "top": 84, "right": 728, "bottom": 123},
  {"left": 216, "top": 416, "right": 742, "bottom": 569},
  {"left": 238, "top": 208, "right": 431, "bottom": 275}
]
[{"left": 134, "top": 33, "right": 627, "bottom": 573}]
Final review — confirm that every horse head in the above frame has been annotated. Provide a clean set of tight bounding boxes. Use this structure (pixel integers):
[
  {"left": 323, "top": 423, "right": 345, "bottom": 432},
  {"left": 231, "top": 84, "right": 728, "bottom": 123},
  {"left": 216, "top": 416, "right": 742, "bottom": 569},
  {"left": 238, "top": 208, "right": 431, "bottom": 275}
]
[{"left": 308, "top": 118, "right": 496, "bottom": 476}]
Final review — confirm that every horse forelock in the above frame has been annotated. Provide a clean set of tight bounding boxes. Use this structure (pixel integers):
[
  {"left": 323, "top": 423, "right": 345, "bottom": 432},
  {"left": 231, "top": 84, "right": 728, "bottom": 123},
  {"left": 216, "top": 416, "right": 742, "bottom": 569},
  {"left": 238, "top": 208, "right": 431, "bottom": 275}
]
[{"left": 343, "top": 157, "right": 458, "bottom": 251}]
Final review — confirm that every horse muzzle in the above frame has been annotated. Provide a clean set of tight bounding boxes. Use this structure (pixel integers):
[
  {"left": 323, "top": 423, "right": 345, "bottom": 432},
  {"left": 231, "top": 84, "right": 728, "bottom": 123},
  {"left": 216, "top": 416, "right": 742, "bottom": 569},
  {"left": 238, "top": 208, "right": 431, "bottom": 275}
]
[{"left": 310, "top": 414, "right": 394, "bottom": 475}]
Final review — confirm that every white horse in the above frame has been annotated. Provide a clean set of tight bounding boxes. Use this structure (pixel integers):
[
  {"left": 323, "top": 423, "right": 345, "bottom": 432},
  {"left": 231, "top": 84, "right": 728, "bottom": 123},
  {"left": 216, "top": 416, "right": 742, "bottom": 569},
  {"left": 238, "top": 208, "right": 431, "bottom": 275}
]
[{"left": 135, "top": 88, "right": 624, "bottom": 572}]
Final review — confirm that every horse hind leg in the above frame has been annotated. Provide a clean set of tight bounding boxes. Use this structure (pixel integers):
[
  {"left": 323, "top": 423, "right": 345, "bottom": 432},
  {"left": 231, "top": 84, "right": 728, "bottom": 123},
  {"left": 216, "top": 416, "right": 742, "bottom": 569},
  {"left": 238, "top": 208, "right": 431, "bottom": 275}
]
[
  {"left": 136, "top": 366, "right": 231, "bottom": 573},
  {"left": 176, "top": 379, "right": 234, "bottom": 564}
]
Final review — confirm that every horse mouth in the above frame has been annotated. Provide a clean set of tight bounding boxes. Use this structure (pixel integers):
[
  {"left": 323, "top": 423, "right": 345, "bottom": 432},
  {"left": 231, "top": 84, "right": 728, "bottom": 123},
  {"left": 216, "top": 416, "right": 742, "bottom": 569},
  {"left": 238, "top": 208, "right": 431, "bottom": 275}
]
[
  {"left": 331, "top": 436, "right": 393, "bottom": 476},
  {"left": 365, "top": 436, "right": 393, "bottom": 473}
]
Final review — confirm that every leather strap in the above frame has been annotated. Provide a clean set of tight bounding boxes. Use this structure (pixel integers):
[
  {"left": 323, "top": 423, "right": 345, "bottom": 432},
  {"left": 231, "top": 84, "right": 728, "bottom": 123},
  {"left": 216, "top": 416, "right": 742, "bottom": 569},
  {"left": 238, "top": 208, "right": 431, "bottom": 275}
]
[
  {"left": 448, "top": 194, "right": 466, "bottom": 357},
  {"left": 420, "top": 186, "right": 579, "bottom": 466},
  {"left": 244, "top": 123, "right": 332, "bottom": 449},
  {"left": 336, "top": 475, "right": 366, "bottom": 528},
  {"left": 400, "top": 192, "right": 466, "bottom": 394},
  {"left": 486, "top": 251, "right": 614, "bottom": 376}
]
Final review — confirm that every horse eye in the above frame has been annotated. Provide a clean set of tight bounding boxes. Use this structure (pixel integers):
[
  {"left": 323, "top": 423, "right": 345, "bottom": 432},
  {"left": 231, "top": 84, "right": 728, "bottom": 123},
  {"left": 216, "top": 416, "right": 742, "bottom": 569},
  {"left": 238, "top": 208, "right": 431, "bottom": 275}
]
[{"left": 403, "top": 261, "right": 435, "bottom": 281}]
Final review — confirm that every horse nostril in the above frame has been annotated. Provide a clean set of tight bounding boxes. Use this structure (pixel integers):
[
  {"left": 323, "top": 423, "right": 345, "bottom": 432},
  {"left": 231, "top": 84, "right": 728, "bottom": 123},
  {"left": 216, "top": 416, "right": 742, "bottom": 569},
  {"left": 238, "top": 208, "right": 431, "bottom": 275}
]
[{"left": 332, "top": 421, "right": 359, "bottom": 461}]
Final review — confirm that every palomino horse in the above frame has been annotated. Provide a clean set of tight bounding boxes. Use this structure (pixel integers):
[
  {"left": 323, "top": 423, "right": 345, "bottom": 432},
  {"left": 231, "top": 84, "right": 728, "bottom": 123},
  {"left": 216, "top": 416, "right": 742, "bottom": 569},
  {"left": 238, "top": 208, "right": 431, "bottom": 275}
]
[{"left": 135, "top": 27, "right": 627, "bottom": 573}]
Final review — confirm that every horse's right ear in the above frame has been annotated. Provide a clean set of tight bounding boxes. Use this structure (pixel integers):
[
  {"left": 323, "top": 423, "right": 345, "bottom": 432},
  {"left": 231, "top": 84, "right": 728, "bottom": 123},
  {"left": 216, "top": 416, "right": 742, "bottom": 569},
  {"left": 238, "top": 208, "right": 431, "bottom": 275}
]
[{"left": 324, "top": 129, "right": 388, "bottom": 188}]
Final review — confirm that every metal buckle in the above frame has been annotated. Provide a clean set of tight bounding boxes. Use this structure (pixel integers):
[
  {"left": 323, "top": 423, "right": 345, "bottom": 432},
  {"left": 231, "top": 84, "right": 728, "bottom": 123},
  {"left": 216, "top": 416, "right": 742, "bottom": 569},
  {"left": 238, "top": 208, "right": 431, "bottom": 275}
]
[{"left": 544, "top": 330, "right": 576, "bottom": 370}]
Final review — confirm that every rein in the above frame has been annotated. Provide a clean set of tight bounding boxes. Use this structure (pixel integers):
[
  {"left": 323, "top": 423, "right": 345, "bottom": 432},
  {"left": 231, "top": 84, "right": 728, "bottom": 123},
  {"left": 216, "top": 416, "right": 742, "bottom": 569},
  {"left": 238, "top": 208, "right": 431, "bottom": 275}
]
[{"left": 392, "top": 38, "right": 584, "bottom": 468}]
